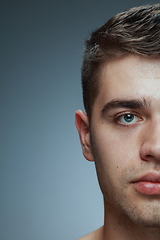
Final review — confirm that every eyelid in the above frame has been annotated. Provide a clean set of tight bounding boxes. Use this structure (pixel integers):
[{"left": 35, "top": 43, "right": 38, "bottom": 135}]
[{"left": 114, "top": 111, "right": 143, "bottom": 125}]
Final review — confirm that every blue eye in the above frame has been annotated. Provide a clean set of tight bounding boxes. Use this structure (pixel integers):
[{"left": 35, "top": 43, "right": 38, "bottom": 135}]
[{"left": 118, "top": 114, "right": 139, "bottom": 124}]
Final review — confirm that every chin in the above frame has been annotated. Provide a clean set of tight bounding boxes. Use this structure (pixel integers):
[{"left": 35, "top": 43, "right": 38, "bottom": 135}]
[{"left": 118, "top": 199, "right": 160, "bottom": 229}]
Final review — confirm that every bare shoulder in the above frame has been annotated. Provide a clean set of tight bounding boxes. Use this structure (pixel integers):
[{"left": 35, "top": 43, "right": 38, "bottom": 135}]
[{"left": 78, "top": 226, "right": 103, "bottom": 240}]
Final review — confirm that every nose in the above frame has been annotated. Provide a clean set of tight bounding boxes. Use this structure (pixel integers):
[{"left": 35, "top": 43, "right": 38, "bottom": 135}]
[{"left": 140, "top": 120, "right": 160, "bottom": 162}]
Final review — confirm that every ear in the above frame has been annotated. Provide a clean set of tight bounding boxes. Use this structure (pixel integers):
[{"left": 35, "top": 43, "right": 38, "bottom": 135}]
[{"left": 75, "top": 110, "right": 94, "bottom": 162}]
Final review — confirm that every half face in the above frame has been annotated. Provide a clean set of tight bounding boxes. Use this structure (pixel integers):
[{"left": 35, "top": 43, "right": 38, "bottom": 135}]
[
  {"left": 76, "top": 54, "right": 160, "bottom": 228},
  {"left": 90, "top": 55, "right": 160, "bottom": 227}
]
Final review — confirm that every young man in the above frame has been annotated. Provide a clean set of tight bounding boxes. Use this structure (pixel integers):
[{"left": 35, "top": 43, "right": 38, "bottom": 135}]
[{"left": 75, "top": 4, "right": 160, "bottom": 240}]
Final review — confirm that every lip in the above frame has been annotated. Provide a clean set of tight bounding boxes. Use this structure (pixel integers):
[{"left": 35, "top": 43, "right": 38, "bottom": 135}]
[{"left": 132, "top": 172, "right": 160, "bottom": 195}]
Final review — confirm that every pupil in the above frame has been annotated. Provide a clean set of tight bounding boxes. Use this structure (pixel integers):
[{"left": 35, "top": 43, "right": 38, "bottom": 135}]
[{"left": 124, "top": 114, "right": 134, "bottom": 122}]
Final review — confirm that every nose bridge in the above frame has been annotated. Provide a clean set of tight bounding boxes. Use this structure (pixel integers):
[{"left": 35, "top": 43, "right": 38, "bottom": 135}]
[
  {"left": 148, "top": 119, "right": 160, "bottom": 143},
  {"left": 141, "top": 118, "right": 160, "bottom": 160}
]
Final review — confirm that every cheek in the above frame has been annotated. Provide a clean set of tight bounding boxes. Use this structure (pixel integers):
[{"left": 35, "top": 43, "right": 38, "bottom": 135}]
[
  {"left": 94, "top": 131, "right": 136, "bottom": 166},
  {"left": 91, "top": 132, "right": 121, "bottom": 193},
  {"left": 92, "top": 127, "right": 142, "bottom": 183}
]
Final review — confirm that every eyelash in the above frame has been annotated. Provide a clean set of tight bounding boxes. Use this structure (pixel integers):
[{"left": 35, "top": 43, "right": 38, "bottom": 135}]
[{"left": 114, "top": 112, "right": 142, "bottom": 126}]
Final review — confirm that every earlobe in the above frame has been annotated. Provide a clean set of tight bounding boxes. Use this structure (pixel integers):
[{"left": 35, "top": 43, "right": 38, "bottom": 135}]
[{"left": 75, "top": 110, "right": 94, "bottom": 161}]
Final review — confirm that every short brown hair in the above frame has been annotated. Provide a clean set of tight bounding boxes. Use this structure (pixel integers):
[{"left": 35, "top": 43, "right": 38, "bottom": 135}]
[{"left": 82, "top": 4, "right": 160, "bottom": 120}]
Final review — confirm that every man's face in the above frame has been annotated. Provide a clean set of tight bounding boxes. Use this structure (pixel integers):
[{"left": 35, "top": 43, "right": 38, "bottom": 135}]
[{"left": 89, "top": 55, "right": 160, "bottom": 227}]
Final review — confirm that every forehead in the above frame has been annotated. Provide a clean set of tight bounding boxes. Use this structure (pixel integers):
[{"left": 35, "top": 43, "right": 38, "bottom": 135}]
[{"left": 96, "top": 55, "right": 160, "bottom": 103}]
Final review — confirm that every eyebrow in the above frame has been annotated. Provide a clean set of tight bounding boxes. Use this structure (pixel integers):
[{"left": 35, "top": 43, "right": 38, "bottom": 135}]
[{"left": 101, "top": 98, "right": 150, "bottom": 115}]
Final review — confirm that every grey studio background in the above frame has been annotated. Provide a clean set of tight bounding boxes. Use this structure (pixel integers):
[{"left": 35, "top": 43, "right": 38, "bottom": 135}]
[{"left": 1, "top": 0, "right": 159, "bottom": 239}]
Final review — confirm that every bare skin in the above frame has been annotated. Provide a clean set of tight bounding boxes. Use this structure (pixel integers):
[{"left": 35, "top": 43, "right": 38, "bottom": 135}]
[
  {"left": 76, "top": 55, "right": 160, "bottom": 240},
  {"left": 78, "top": 227, "right": 103, "bottom": 240}
]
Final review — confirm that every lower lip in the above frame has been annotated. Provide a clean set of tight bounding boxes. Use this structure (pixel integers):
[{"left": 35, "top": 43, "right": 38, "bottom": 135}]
[{"left": 133, "top": 181, "right": 160, "bottom": 195}]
